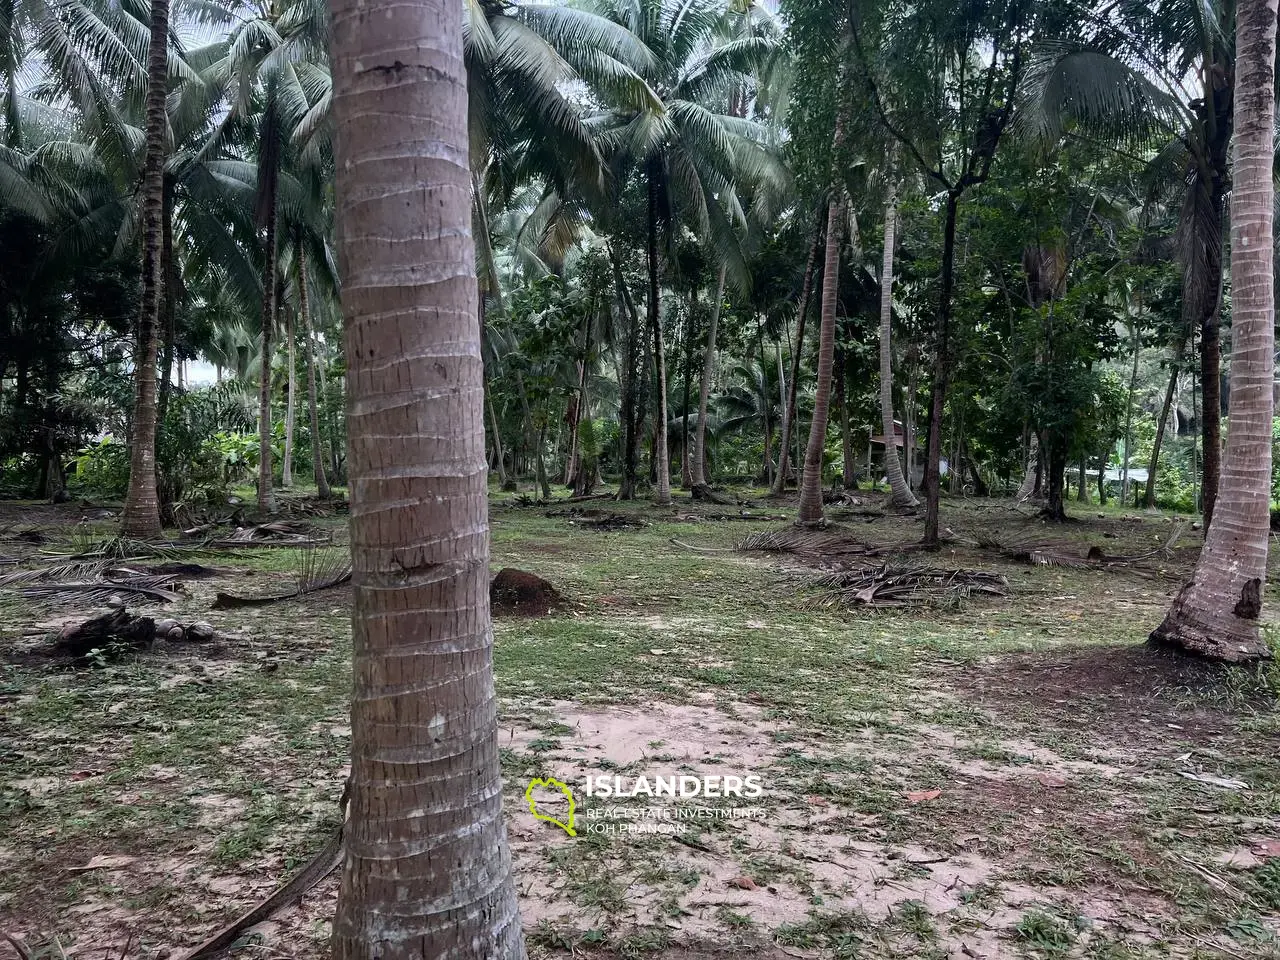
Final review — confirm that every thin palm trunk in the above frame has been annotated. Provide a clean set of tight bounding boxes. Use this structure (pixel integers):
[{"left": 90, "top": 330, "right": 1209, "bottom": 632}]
[
  {"left": 488, "top": 392, "right": 508, "bottom": 487},
  {"left": 315, "top": 343, "right": 340, "bottom": 478},
  {"left": 647, "top": 164, "right": 672, "bottom": 506},
  {"left": 1121, "top": 321, "right": 1139, "bottom": 504},
  {"left": 1189, "top": 40, "right": 1232, "bottom": 531},
  {"left": 691, "top": 266, "right": 725, "bottom": 493},
  {"left": 283, "top": 300, "right": 296, "bottom": 488},
  {"left": 1145, "top": 335, "right": 1187, "bottom": 508},
  {"left": 773, "top": 219, "right": 821, "bottom": 495},
  {"left": 878, "top": 194, "right": 917, "bottom": 508},
  {"left": 613, "top": 246, "right": 643, "bottom": 500},
  {"left": 838, "top": 348, "right": 854, "bottom": 488},
  {"left": 157, "top": 183, "right": 177, "bottom": 440},
  {"left": 681, "top": 289, "right": 696, "bottom": 489},
  {"left": 120, "top": 0, "right": 170, "bottom": 538},
  {"left": 798, "top": 192, "right": 845, "bottom": 526},
  {"left": 922, "top": 192, "right": 959, "bottom": 547},
  {"left": 257, "top": 176, "right": 279, "bottom": 515},
  {"left": 328, "top": 0, "right": 526, "bottom": 955},
  {"left": 1151, "top": 0, "right": 1276, "bottom": 662},
  {"left": 298, "top": 248, "right": 330, "bottom": 499}
]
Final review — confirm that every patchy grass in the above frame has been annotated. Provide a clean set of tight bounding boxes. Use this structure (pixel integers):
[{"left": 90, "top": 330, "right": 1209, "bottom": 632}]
[{"left": 1, "top": 490, "right": 1279, "bottom": 960}]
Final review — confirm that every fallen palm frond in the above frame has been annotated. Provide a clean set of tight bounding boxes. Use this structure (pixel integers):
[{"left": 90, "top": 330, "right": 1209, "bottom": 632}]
[
  {"left": 21, "top": 575, "right": 184, "bottom": 605},
  {"left": 546, "top": 508, "right": 648, "bottom": 530},
  {"left": 809, "top": 564, "right": 1008, "bottom": 609},
  {"left": 42, "top": 535, "right": 196, "bottom": 562},
  {"left": 0, "top": 559, "right": 119, "bottom": 587},
  {"left": 179, "top": 826, "right": 344, "bottom": 960},
  {"left": 209, "top": 520, "right": 330, "bottom": 548},
  {"left": 964, "top": 519, "right": 1187, "bottom": 570},
  {"left": 212, "top": 546, "right": 351, "bottom": 608},
  {"left": 738, "top": 527, "right": 878, "bottom": 565},
  {"left": 674, "top": 512, "right": 790, "bottom": 522}
]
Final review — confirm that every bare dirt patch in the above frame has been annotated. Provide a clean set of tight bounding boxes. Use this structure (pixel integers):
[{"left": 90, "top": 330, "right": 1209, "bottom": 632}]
[{"left": 954, "top": 643, "right": 1255, "bottom": 745}]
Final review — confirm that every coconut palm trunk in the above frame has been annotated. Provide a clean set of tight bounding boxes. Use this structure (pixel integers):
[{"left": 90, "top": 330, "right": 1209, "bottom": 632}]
[
  {"left": 1144, "top": 333, "right": 1188, "bottom": 508},
  {"left": 691, "top": 265, "right": 725, "bottom": 494},
  {"left": 797, "top": 190, "right": 845, "bottom": 527},
  {"left": 298, "top": 249, "right": 330, "bottom": 499},
  {"left": 1150, "top": 0, "right": 1276, "bottom": 663},
  {"left": 328, "top": 0, "right": 526, "bottom": 956},
  {"left": 878, "top": 194, "right": 916, "bottom": 509},
  {"left": 257, "top": 173, "right": 279, "bottom": 515},
  {"left": 121, "top": 0, "right": 171, "bottom": 538},
  {"left": 647, "top": 161, "right": 672, "bottom": 506},
  {"left": 283, "top": 302, "right": 296, "bottom": 488}
]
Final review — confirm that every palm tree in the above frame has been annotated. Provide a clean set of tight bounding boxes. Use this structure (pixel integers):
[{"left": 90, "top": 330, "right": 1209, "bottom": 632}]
[
  {"left": 328, "top": 1, "right": 525, "bottom": 958},
  {"left": 191, "top": 0, "right": 331, "bottom": 514},
  {"left": 797, "top": 184, "right": 843, "bottom": 526},
  {"left": 593, "top": 0, "right": 782, "bottom": 504},
  {"left": 1024, "top": 0, "right": 1237, "bottom": 527},
  {"left": 877, "top": 187, "right": 916, "bottom": 509},
  {"left": 121, "top": 0, "right": 173, "bottom": 538},
  {"left": 690, "top": 265, "right": 725, "bottom": 493},
  {"left": 1149, "top": 0, "right": 1275, "bottom": 662}
]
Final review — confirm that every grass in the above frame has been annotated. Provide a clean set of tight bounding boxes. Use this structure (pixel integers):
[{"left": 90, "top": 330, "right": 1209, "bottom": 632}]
[{"left": 2, "top": 489, "right": 1280, "bottom": 958}]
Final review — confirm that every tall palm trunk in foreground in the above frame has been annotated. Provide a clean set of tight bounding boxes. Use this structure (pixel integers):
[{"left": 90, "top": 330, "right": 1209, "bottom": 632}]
[
  {"left": 691, "top": 266, "right": 725, "bottom": 494},
  {"left": 878, "top": 193, "right": 916, "bottom": 509},
  {"left": 797, "top": 190, "right": 844, "bottom": 527},
  {"left": 1150, "top": 0, "right": 1276, "bottom": 663},
  {"left": 298, "top": 249, "right": 330, "bottom": 498},
  {"left": 328, "top": 0, "right": 526, "bottom": 955},
  {"left": 121, "top": 0, "right": 171, "bottom": 538}
]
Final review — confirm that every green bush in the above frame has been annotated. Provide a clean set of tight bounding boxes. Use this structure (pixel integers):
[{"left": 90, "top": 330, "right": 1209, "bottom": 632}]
[{"left": 68, "top": 436, "right": 131, "bottom": 498}]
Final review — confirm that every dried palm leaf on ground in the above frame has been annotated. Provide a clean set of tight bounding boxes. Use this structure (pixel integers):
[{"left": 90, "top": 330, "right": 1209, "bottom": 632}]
[
  {"left": 0, "top": 558, "right": 119, "bottom": 587},
  {"left": 212, "top": 546, "right": 351, "bottom": 608},
  {"left": 810, "top": 564, "right": 1008, "bottom": 609},
  {"left": 964, "top": 520, "right": 1187, "bottom": 570},
  {"left": 546, "top": 508, "right": 648, "bottom": 530},
  {"left": 21, "top": 575, "right": 184, "bottom": 605},
  {"left": 209, "top": 520, "right": 330, "bottom": 548},
  {"left": 738, "top": 527, "right": 877, "bottom": 565}
]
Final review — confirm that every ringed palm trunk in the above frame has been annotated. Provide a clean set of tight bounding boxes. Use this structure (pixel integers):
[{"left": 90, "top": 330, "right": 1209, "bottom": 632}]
[
  {"left": 283, "top": 299, "right": 297, "bottom": 487},
  {"left": 257, "top": 182, "right": 279, "bottom": 515},
  {"left": 298, "top": 248, "right": 330, "bottom": 499},
  {"left": 1150, "top": 0, "right": 1276, "bottom": 663},
  {"left": 328, "top": 0, "right": 526, "bottom": 956},
  {"left": 797, "top": 192, "right": 845, "bottom": 527},
  {"left": 691, "top": 265, "right": 725, "bottom": 493},
  {"left": 120, "top": 0, "right": 170, "bottom": 539},
  {"left": 647, "top": 162, "right": 672, "bottom": 506},
  {"left": 878, "top": 194, "right": 917, "bottom": 509}
]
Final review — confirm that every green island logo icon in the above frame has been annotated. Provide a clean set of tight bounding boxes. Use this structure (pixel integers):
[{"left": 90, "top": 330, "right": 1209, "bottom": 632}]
[{"left": 525, "top": 777, "right": 577, "bottom": 836}]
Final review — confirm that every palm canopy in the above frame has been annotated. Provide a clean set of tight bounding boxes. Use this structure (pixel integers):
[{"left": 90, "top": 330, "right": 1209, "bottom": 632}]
[{"left": 588, "top": 0, "right": 788, "bottom": 290}]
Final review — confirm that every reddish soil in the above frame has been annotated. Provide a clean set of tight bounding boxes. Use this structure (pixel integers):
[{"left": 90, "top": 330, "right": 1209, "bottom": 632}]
[{"left": 490, "top": 568, "right": 566, "bottom": 617}]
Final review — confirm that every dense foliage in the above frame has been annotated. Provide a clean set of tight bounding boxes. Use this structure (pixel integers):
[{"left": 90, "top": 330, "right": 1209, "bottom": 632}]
[{"left": 0, "top": 0, "right": 1265, "bottom": 523}]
